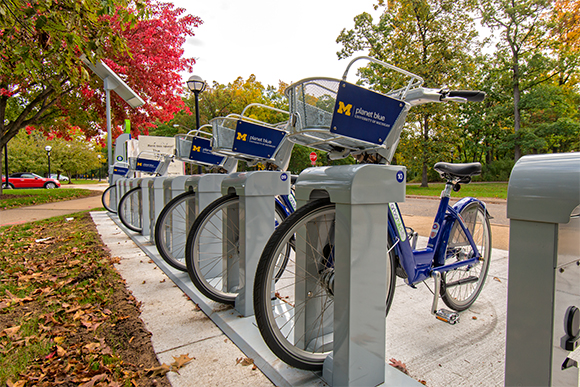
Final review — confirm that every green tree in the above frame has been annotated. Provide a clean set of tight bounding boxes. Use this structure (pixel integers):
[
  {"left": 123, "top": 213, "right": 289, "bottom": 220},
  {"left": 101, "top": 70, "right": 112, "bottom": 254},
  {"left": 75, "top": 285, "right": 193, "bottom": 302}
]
[
  {"left": 337, "top": 0, "right": 480, "bottom": 186},
  {"left": 0, "top": 0, "right": 138, "bottom": 192},
  {"left": 6, "top": 128, "right": 103, "bottom": 180},
  {"left": 478, "top": 0, "right": 555, "bottom": 161}
]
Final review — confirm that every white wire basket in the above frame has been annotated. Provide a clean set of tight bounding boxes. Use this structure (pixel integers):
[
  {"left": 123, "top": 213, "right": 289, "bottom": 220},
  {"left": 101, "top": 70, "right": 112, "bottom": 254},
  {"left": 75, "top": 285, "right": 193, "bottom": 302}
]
[
  {"left": 175, "top": 125, "right": 238, "bottom": 173},
  {"left": 209, "top": 103, "right": 292, "bottom": 167},
  {"left": 284, "top": 56, "right": 423, "bottom": 162},
  {"left": 129, "top": 150, "right": 173, "bottom": 176}
]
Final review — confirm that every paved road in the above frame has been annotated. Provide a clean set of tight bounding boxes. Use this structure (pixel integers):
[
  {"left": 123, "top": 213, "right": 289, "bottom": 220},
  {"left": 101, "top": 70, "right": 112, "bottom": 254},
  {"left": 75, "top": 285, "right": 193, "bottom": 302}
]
[
  {"left": 1, "top": 186, "right": 509, "bottom": 249},
  {"left": 399, "top": 196, "right": 509, "bottom": 251}
]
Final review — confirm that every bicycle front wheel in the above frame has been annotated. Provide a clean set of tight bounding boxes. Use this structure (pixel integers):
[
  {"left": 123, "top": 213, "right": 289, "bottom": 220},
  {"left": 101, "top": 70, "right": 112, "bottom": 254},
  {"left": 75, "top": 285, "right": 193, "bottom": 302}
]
[
  {"left": 185, "top": 194, "right": 289, "bottom": 304},
  {"left": 440, "top": 201, "right": 491, "bottom": 311},
  {"left": 253, "top": 198, "right": 397, "bottom": 370},
  {"left": 154, "top": 191, "right": 197, "bottom": 272},
  {"left": 118, "top": 187, "right": 143, "bottom": 233},
  {"left": 102, "top": 185, "right": 117, "bottom": 213}
]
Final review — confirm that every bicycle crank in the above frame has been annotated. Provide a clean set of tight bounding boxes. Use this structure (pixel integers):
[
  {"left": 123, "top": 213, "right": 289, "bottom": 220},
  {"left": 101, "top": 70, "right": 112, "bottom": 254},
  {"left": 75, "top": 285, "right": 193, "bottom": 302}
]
[{"left": 431, "top": 271, "right": 460, "bottom": 325}]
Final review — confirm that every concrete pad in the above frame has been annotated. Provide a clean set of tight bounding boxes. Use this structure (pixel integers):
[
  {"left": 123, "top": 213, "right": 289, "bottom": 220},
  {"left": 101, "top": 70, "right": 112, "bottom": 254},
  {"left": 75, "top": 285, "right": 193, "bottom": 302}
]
[
  {"left": 91, "top": 212, "right": 275, "bottom": 386},
  {"left": 93, "top": 210, "right": 514, "bottom": 387},
  {"left": 159, "top": 337, "right": 274, "bottom": 387},
  {"left": 386, "top": 237, "right": 509, "bottom": 386}
]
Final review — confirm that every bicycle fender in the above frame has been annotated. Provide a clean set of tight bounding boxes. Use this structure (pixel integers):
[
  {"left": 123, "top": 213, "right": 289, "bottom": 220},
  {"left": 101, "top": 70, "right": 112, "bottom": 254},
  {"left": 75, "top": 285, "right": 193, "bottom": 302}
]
[{"left": 451, "top": 197, "right": 492, "bottom": 219}]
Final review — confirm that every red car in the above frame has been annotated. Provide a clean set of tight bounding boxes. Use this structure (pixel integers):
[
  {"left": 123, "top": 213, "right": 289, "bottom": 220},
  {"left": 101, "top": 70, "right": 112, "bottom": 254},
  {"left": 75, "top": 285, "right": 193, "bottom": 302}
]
[{"left": 2, "top": 172, "right": 61, "bottom": 189}]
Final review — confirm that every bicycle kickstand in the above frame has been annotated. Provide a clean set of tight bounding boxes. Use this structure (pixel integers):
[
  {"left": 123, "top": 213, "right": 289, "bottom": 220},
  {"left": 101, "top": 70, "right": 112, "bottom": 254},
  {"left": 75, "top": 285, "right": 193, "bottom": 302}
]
[{"left": 431, "top": 271, "right": 460, "bottom": 325}]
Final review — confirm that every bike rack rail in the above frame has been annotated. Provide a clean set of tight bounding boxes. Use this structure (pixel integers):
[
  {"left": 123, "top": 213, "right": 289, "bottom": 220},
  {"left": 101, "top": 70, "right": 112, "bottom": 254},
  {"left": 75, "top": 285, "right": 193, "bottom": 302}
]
[
  {"left": 294, "top": 164, "right": 420, "bottom": 386},
  {"left": 221, "top": 171, "right": 291, "bottom": 317}
]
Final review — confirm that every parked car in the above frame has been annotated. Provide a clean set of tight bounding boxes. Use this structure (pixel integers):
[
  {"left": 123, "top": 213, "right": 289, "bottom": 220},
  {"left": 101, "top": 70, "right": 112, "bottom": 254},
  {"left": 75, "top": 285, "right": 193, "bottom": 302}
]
[
  {"left": 1, "top": 172, "right": 61, "bottom": 189},
  {"left": 49, "top": 173, "right": 69, "bottom": 182}
]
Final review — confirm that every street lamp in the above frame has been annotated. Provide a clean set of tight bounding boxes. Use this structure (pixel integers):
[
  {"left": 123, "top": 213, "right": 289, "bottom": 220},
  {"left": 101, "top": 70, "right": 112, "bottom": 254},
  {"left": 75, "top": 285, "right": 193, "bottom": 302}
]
[
  {"left": 44, "top": 145, "right": 52, "bottom": 178},
  {"left": 187, "top": 75, "right": 206, "bottom": 174},
  {"left": 98, "top": 154, "right": 102, "bottom": 181}
]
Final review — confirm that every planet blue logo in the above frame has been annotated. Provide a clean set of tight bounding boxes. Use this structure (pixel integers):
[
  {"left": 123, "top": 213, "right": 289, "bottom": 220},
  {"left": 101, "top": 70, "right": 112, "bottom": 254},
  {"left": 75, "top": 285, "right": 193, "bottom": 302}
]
[
  {"left": 280, "top": 173, "right": 288, "bottom": 181},
  {"left": 116, "top": 156, "right": 123, "bottom": 161},
  {"left": 396, "top": 170, "right": 405, "bottom": 183}
]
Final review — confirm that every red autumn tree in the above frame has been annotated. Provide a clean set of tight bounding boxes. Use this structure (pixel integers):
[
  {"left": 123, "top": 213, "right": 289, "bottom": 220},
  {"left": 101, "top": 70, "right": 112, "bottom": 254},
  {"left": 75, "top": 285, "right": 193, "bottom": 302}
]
[{"left": 79, "top": 0, "right": 201, "bottom": 138}]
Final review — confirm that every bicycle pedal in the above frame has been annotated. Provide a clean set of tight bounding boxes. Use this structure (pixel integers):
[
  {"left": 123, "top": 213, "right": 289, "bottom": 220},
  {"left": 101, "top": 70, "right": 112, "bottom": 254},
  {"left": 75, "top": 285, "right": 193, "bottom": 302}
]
[{"left": 435, "top": 309, "right": 460, "bottom": 325}]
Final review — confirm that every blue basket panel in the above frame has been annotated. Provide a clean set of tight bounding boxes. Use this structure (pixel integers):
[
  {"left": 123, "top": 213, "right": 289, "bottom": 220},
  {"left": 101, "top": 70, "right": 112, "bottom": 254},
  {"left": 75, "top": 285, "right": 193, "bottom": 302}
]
[
  {"left": 135, "top": 158, "right": 160, "bottom": 173},
  {"left": 330, "top": 81, "right": 405, "bottom": 145},
  {"left": 113, "top": 166, "right": 129, "bottom": 176},
  {"left": 232, "top": 121, "right": 286, "bottom": 159},
  {"left": 188, "top": 137, "right": 226, "bottom": 166}
]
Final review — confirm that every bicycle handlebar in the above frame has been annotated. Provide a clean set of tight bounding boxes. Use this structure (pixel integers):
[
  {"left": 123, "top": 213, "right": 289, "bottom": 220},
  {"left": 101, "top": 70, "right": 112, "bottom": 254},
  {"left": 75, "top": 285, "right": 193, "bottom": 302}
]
[
  {"left": 403, "top": 87, "right": 486, "bottom": 106},
  {"left": 446, "top": 90, "right": 486, "bottom": 102}
]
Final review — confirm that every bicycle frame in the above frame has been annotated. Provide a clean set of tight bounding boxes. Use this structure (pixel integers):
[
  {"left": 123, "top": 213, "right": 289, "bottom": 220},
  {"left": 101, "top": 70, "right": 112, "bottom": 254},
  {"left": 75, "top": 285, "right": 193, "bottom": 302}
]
[{"left": 388, "top": 195, "right": 486, "bottom": 286}]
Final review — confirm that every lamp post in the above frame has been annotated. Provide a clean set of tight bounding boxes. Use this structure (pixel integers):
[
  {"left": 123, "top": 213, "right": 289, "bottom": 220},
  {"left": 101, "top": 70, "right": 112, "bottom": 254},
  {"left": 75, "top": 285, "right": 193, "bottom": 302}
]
[
  {"left": 45, "top": 145, "right": 52, "bottom": 178},
  {"left": 98, "top": 154, "right": 102, "bottom": 181},
  {"left": 187, "top": 75, "right": 206, "bottom": 174}
]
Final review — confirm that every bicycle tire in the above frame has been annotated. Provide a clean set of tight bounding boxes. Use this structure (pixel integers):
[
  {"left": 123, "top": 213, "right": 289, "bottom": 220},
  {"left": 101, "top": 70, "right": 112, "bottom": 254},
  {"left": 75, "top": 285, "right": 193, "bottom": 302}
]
[
  {"left": 253, "top": 198, "right": 396, "bottom": 371},
  {"left": 118, "top": 187, "right": 143, "bottom": 233},
  {"left": 102, "top": 185, "right": 117, "bottom": 213},
  {"left": 154, "top": 191, "right": 197, "bottom": 272},
  {"left": 440, "top": 201, "right": 491, "bottom": 311},
  {"left": 185, "top": 194, "right": 289, "bottom": 304}
]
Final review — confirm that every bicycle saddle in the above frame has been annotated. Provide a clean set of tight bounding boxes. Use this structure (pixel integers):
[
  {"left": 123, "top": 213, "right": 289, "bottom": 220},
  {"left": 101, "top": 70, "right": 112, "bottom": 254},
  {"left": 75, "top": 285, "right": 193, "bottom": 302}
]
[{"left": 434, "top": 162, "right": 481, "bottom": 178}]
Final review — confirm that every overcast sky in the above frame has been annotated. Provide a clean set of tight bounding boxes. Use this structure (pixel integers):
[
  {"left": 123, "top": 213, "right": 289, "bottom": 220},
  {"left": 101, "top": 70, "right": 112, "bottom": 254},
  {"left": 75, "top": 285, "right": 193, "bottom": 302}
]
[{"left": 170, "top": 0, "right": 382, "bottom": 88}]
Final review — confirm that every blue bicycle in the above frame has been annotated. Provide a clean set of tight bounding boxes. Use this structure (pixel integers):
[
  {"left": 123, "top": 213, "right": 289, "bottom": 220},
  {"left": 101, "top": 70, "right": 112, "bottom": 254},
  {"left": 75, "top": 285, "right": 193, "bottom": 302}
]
[{"left": 252, "top": 57, "right": 491, "bottom": 370}]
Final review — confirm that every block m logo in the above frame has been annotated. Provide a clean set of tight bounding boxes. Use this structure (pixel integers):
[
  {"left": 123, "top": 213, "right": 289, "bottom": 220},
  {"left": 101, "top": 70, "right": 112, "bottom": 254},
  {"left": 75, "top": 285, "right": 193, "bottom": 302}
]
[
  {"left": 192, "top": 145, "right": 201, "bottom": 152},
  {"left": 337, "top": 101, "right": 352, "bottom": 116},
  {"left": 237, "top": 132, "right": 247, "bottom": 141}
]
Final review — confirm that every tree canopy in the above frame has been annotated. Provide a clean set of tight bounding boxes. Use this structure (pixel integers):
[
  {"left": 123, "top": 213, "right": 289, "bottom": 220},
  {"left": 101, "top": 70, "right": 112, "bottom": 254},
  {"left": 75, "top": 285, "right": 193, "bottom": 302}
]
[{"left": 0, "top": 0, "right": 202, "bottom": 189}]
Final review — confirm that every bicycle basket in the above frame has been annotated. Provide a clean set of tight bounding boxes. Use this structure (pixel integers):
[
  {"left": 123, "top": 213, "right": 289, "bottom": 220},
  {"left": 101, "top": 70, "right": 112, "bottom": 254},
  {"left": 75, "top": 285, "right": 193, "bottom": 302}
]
[
  {"left": 210, "top": 104, "right": 290, "bottom": 163},
  {"left": 284, "top": 57, "right": 422, "bottom": 162},
  {"left": 175, "top": 125, "right": 229, "bottom": 168},
  {"left": 133, "top": 150, "right": 173, "bottom": 176},
  {"left": 112, "top": 162, "right": 130, "bottom": 177},
  {"left": 285, "top": 78, "right": 410, "bottom": 159}
]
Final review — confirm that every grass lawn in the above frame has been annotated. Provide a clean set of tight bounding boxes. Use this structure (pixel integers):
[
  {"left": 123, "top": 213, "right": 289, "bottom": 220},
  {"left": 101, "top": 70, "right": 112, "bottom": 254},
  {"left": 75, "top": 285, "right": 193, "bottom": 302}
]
[
  {"left": 0, "top": 188, "right": 100, "bottom": 210},
  {"left": 0, "top": 212, "right": 171, "bottom": 385},
  {"left": 406, "top": 182, "right": 508, "bottom": 199}
]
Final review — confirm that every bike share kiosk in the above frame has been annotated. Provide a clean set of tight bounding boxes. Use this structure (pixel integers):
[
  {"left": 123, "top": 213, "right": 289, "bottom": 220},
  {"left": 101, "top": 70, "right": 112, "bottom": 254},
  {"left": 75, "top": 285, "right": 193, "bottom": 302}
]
[
  {"left": 281, "top": 60, "right": 422, "bottom": 386},
  {"left": 505, "top": 153, "right": 580, "bottom": 387},
  {"left": 209, "top": 104, "right": 293, "bottom": 316}
]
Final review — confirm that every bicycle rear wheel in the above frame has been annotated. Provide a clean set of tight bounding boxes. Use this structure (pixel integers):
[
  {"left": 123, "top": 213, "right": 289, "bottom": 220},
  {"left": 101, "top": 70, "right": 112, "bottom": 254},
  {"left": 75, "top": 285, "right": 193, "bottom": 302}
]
[
  {"left": 155, "top": 191, "right": 197, "bottom": 272},
  {"left": 440, "top": 202, "right": 491, "bottom": 311},
  {"left": 185, "top": 194, "right": 289, "bottom": 304},
  {"left": 118, "top": 187, "right": 143, "bottom": 233},
  {"left": 102, "top": 185, "right": 117, "bottom": 213},
  {"left": 253, "top": 198, "right": 396, "bottom": 371}
]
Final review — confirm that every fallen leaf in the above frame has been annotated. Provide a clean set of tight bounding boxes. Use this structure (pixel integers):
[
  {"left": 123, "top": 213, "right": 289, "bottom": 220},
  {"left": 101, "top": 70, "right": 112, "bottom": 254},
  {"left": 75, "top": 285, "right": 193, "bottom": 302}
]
[
  {"left": 56, "top": 345, "right": 66, "bottom": 357},
  {"left": 171, "top": 354, "right": 195, "bottom": 370},
  {"left": 493, "top": 277, "right": 501, "bottom": 282},
  {"left": 389, "top": 358, "right": 408, "bottom": 374},
  {"left": 6, "top": 380, "right": 26, "bottom": 387},
  {"left": 145, "top": 363, "right": 171, "bottom": 377},
  {"left": 78, "top": 373, "right": 107, "bottom": 387},
  {"left": 1, "top": 325, "right": 21, "bottom": 339},
  {"left": 237, "top": 357, "right": 254, "bottom": 367},
  {"left": 83, "top": 342, "right": 100, "bottom": 352}
]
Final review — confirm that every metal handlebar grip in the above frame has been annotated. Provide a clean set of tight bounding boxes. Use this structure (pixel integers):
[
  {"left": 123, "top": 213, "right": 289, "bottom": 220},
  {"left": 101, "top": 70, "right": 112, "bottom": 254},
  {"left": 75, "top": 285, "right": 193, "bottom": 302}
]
[{"left": 447, "top": 90, "right": 486, "bottom": 102}]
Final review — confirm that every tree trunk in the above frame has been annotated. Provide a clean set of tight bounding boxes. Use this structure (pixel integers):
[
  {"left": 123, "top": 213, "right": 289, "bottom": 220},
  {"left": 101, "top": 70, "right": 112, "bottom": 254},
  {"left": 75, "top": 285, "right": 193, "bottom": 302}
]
[
  {"left": 421, "top": 115, "right": 429, "bottom": 188},
  {"left": 513, "top": 57, "right": 522, "bottom": 161}
]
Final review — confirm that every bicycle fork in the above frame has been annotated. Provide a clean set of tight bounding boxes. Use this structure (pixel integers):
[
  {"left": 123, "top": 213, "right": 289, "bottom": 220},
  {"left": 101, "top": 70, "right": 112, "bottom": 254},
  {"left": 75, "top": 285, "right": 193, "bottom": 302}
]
[{"left": 431, "top": 271, "right": 460, "bottom": 324}]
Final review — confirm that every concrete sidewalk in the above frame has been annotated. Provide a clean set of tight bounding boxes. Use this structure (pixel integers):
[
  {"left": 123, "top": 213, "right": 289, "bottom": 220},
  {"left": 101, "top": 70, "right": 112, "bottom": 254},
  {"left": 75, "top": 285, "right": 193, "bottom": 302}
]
[
  {"left": 0, "top": 195, "right": 103, "bottom": 226},
  {"left": 2, "top": 193, "right": 513, "bottom": 386},
  {"left": 92, "top": 210, "right": 512, "bottom": 387}
]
